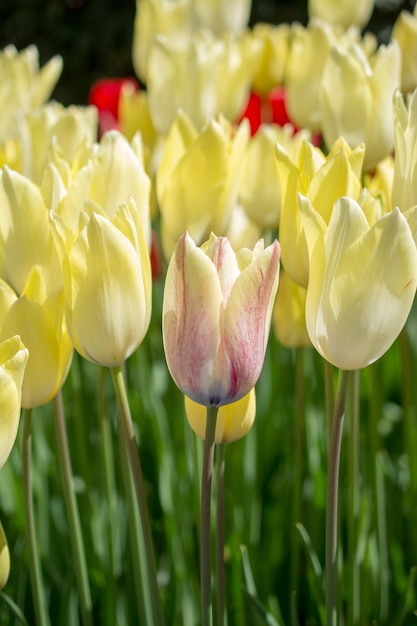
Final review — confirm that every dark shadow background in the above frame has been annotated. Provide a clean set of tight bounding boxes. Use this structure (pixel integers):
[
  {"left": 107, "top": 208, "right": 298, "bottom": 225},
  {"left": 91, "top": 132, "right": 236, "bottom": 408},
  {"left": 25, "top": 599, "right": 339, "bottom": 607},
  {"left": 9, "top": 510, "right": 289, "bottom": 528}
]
[{"left": 0, "top": 0, "right": 414, "bottom": 106}]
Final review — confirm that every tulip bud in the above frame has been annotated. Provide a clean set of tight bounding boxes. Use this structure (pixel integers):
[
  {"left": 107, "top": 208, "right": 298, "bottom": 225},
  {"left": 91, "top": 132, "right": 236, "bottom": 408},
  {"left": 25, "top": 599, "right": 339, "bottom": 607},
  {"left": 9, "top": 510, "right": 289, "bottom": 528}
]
[
  {"left": 162, "top": 232, "right": 280, "bottom": 407},
  {"left": 273, "top": 270, "right": 311, "bottom": 349},
  {"left": 299, "top": 195, "right": 417, "bottom": 369},
  {"left": 185, "top": 388, "right": 256, "bottom": 444},
  {"left": 0, "top": 522, "right": 10, "bottom": 590}
]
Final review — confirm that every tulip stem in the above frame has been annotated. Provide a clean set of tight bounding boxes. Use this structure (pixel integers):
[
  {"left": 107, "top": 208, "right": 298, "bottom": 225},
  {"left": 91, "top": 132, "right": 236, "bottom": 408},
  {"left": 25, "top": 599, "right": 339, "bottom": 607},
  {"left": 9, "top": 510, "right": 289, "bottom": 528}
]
[
  {"left": 53, "top": 390, "right": 93, "bottom": 626},
  {"left": 325, "top": 368, "right": 349, "bottom": 626},
  {"left": 201, "top": 406, "right": 218, "bottom": 626},
  {"left": 216, "top": 443, "right": 226, "bottom": 626},
  {"left": 110, "top": 365, "right": 163, "bottom": 626},
  {"left": 22, "top": 408, "right": 50, "bottom": 626},
  {"left": 347, "top": 370, "right": 360, "bottom": 626}
]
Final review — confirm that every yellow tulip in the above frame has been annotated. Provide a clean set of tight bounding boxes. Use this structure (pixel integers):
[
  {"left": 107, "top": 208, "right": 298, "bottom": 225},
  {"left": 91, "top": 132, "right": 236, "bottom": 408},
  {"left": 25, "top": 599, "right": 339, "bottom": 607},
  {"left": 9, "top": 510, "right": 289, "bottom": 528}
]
[
  {"left": 162, "top": 232, "right": 280, "bottom": 407},
  {"left": 299, "top": 194, "right": 417, "bottom": 369},
  {"left": 319, "top": 42, "right": 401, "bottom": 171},
  {"left": 308, "top": 0, "right": 374, "bottom": 29},
  {"left": 132, "top": 0, "right": 192, "bottom": 84},
  {"left": 0, "top": 522, "right": 10, "bottom": 590},
  {"left": 0, "top": 45, "right": 62, "bottom": 142},
  {"left": 0, "top": 167, "right": 62, "bottom": 295},
  {"left": 391, "top": 6, "right": 417, "bottom": 95},
  {"left": 0, "top": 269, "right": 72, "bottom": 409},
  {"left": 285, "top": 21, "right": 378, "bottom": 133},
  {"left": 251, "top": 22, "right": 290, "bottom": 96},
  {"left": 157, "top": 110, "right": 249, "bottom": 260},
  {"left": 185, "top": 388, "right": 256, "bottom": 444},
  {"left": 240, "top": 123, "right": 310, "bottom": 230},
  {"left": 63, "top": 204, "right": 151, "bottom": 367},
  {"left": 0, "top": 335, "right": 28, "bottom": 467},
  {"left": 273, "top": 270, "right": 311, "bottom": 349},
  {"left": 276, "top": 136, "right": 364, "bottom": 287},
  {"left": 392, "top": 88, "right": 417, "bottom": 213},
  {"left": 192, "top": 0, "right": 251, "bottom": 36},
  {"left": 147, "top": 29, "right": 260, "bottom": 136}
]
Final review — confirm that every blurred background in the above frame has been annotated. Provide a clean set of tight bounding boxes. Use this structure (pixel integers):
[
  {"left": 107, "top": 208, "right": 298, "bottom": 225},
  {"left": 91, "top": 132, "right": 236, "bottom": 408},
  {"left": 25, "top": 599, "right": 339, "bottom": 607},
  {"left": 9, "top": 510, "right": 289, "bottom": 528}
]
[{"left": 0, "top": 0, "right": 414, "bottom": 107}]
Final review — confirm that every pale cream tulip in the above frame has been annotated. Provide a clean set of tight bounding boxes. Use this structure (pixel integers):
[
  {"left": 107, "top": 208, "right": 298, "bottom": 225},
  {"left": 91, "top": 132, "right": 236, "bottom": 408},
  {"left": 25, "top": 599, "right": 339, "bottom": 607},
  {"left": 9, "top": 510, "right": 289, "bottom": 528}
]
[
  {"left": 0, "top": 270, "right": 72, "bottom": 409},
  {"left": 162, "top": 232, "right": 280, "bottom": 407},
  {"left": 0, "top": 167, "right": 62, "bottom": 295},
  {"left": 275, "top": 136, "right": 364, "bottom": 287},
  {"left": 147, "top": 29, "right": 260, "bottom": 135},
  {"left": 192, "top": 0, "right": 251, "bottom": 36},
  {"left": 392, "top": 89, "right": 417, "bottom": 213},
  {"left": 0, "top": 45, "right": 62, "bottom": 142},
  {"left": 391, "top": 6, "right": 417, "bottom": 95},
  {"left": 132, "top": 0, "right": 192, "bottom": 84},
  {"left": 62, "top": 204, "right": 151, "bottom": 367},
  {"left": 240, "top": 123, "right": 310, "bottom": 230},
  {"left": 185, "top": 388, "right": 256, "bottom": 444},
  {"left": 251, "top": 22, "right": 290, "bottom": 95},
  {"left": 157, "top": 111, "right": 249, "bottom": 259},
  {"left": 300, "top": 195, "right": 417, "bottom": 370},
  {"left": 0, "top": 335, "right": 28, "bottom": 467},
  {"left": 308, "top": 0, "right": 374, "bottom": 29},
  {"left": 319, "top": 42, "right": 401, "bottom": 171}
]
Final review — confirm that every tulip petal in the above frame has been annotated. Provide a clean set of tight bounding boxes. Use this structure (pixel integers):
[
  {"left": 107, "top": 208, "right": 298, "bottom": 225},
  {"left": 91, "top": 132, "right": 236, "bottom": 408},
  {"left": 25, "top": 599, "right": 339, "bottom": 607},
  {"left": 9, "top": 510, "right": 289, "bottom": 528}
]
[{"left": 220, "top": 239, "right": 280, "bottom": 403}]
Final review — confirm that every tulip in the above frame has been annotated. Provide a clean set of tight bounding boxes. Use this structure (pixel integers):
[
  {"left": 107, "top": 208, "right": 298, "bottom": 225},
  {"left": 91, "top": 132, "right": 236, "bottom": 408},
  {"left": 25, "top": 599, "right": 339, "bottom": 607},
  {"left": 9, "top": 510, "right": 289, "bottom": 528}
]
[
  {"left": 132, "top": 0, "right": 192, "bottom": 84},
  {"left": 391, "top": 6, "right": 417, "bottom": 95},
  {"left": 273, "top": 270, "right": 311, "bottom": 349},
  {"left": 275, "top": 136, "right": 364, "bottom": 287},
  {"left": 308, "top": 0, "right": 374, "bottom": 29},
  {"left": 162, "top": 232, "right": 280, "bottom": 407},
  {"left": 299, "top": 194, "right": 417, "bottom": 370},
  {"left": 4, "top": 102, "right": 98, "bottom": 184},
  {"left": 240, "top": 123, "right": 310, "bottom": 230},
  {"left": 62, "top": 203, "right": 152, "bottom": 367},
  {"left": 147, "top": 29, "right": 260, "bottom": 136},
  {"left": 88, "top": 77, "right": 139, "bottom": 136},
  {"left": 319, "top": 41, "right": 401, "bottom": 171},
  {"left": 0, "top": 335, "right": 28, "bottom": 467},
  {"left": 192, "top": 0, "right": 251, "bottom": 36},
  {"left": 251, "top": 23, "right": 290, "bottom": 96},
  {"left": 392, "top": 88, "right": 417, "bottom": 213},
  {"left": 0, "top": 167, "right": 62, "bottom": 296},
  {"left": 0, "top": 269, "right": 72, "bottom": 409},
  {"left": 185, "top": 388, "right": 256, "bottom": 444},
  {"left": 157, "top": 110, "right": 249, "bottom": 260},
  {"left": 285, "top": 21, "right": 378, "bottom": 134},
  {"left": 0, "top": 44, "right": 62, "bottom": 142}
]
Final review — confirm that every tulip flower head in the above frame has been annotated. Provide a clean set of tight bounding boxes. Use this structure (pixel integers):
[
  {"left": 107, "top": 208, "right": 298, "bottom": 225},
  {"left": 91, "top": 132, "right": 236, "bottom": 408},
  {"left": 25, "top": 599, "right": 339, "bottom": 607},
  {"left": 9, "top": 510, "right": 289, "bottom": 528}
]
[
  {"left": 162, "top": 232, "right": 280, "bottom": 407},
  {"left": 300, "top": 194, "right": 417, "bottom": 370}
]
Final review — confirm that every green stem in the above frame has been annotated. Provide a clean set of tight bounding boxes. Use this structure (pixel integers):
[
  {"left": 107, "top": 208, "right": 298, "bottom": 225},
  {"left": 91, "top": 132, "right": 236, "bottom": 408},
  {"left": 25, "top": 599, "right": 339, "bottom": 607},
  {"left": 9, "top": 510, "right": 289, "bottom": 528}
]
[
  {"left": 201, "top": 406, "right": 218, "bottom": 626},
  {"left": 216, "top": 443, "right": 226, "bottom": 626},
  {"left": 97, "top": 366, "right": 118, "bottom": 625},
  {"left": 290, "top": 348, "right": 305, "bottom": 596},
  {"left": 53, "top": 391, "right": 93, "bottom": 626},
  {"left": 347, "top": 370, "right": 360, "bottom": 626},
  {"left": 22, "top": 409, "right": 50, "bottom": 626},
  {"left": 324, "top": 360, "right": 335, "bottom": 447},
  {"left": 325, "top": 369, "right": 350, "bottom": 626},
  {"left": 110, "top": 365, "right": 163, "bottom": 626}
]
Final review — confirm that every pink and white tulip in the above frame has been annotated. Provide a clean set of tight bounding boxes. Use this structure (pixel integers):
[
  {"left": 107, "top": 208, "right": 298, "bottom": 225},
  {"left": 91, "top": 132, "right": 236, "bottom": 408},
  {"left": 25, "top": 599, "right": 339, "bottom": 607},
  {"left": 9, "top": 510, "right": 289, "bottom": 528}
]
[{"left": 162, "top": 232, "right": 280, "bottom": 407}]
